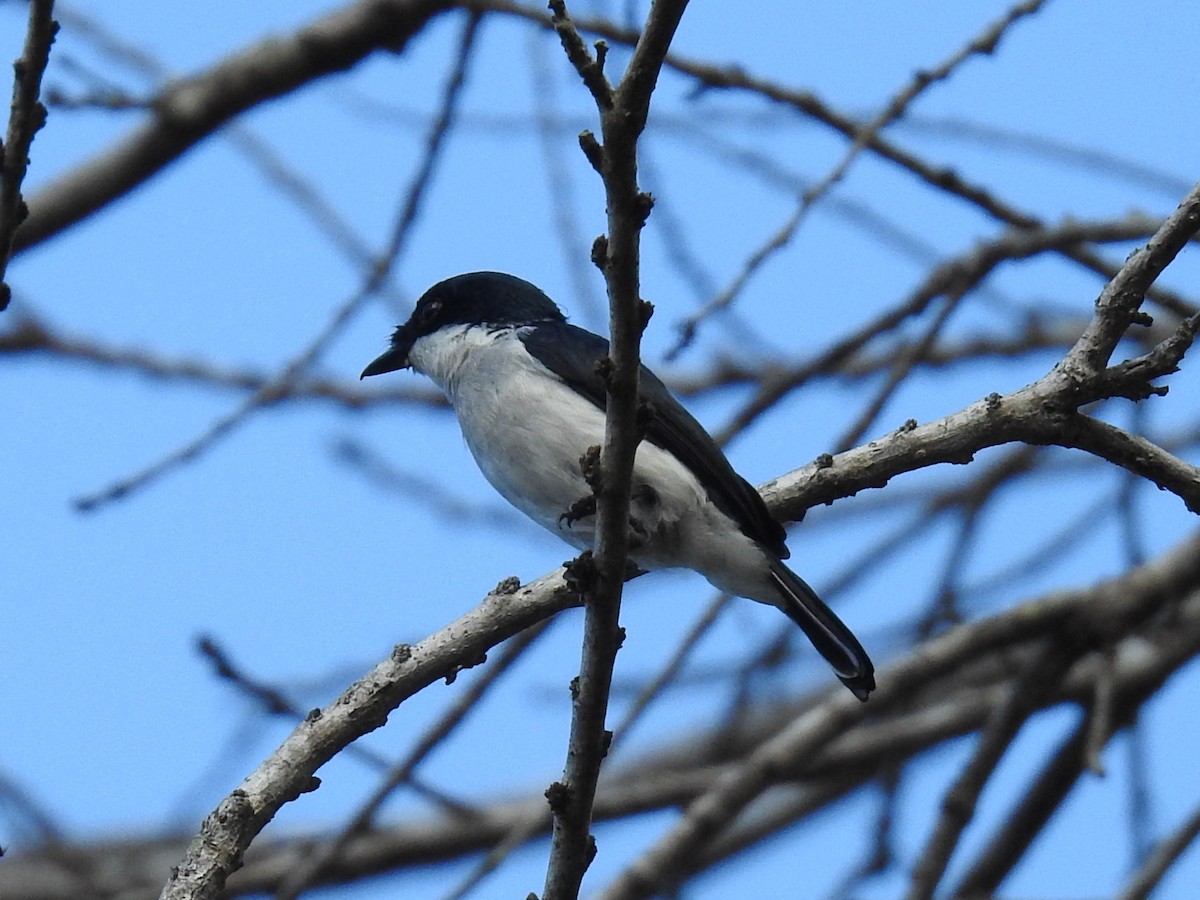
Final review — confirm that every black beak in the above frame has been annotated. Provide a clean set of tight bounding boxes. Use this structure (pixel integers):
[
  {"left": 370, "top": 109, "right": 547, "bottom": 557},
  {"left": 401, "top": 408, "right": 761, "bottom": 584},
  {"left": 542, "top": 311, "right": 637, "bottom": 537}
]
[{"left": 361, "top": 336, "right": 413, "bottom": 379}]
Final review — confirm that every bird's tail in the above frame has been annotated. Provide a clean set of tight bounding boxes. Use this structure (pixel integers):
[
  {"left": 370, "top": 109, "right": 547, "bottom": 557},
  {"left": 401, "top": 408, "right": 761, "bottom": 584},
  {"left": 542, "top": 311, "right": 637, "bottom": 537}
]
[{"left": 767, "top": 560, "right": 875, "bottom": 701}]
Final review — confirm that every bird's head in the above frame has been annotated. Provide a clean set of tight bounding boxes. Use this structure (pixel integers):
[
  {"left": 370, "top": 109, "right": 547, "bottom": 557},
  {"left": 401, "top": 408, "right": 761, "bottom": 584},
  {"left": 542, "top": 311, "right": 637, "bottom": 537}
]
[{"left": 361, "top": 271, "right": 566, "bottom": 378}]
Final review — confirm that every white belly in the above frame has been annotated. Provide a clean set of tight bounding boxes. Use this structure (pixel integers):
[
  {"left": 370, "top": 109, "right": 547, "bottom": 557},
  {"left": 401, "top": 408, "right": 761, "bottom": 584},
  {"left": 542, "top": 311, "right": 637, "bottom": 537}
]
[{"left": 409, "top": 326, "right": 775, "bottom": 599}]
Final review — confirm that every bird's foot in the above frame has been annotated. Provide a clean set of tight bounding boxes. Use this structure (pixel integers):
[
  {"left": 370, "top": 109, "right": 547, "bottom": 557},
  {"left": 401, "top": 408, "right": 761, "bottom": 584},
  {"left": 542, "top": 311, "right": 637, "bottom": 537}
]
[
  {"left": 563, "top": 549, "right": 642, "bottom": 595},
  {"left": 558, "top": 494, "right": 597, "bottom": 528}
]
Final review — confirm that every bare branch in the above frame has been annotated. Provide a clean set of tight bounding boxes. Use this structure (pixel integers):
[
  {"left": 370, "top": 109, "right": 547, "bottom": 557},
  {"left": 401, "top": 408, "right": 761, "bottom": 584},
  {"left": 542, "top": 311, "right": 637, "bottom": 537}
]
[
  {"left": 667, "top": 0, "right": 1050, "bottom": 355},
  {"left": 761, "top": 189, "right": 1200, "bottom": 520},
  {"left": 906, "top": 640, "right": 1074, "bottom": 899},
  {"left": 13, "top": 0, "right": 455, "bottom": 254},
  {"left": 1118, "top": 802, "right": 1200, "bottom": 900},
  {"left": 273, "top": 622, "right": 551, "bottom": 900},
  {"left": 157, "top": 572, "right": 577, "bottom": 900},
  {"left": 6, "top": 526, "right": 1199, "bottom": 900},
  {"left": 599, "top": 532, "right": 1200, "bottom": 899},
  {"left": 1062, "top": 180, "right": 1200, "bottom": 376},
  {"left": 542, "top": 2, "right": 690, "bottom": 896},
  {"left": 72, "top": 7, "right": 481, "bottom": 514},
  {"left": 716, "top": 214, "right": 1186, "bottom": 445},
  {"left": 0, "top": 0, "right": 56, "bottom": 310}
]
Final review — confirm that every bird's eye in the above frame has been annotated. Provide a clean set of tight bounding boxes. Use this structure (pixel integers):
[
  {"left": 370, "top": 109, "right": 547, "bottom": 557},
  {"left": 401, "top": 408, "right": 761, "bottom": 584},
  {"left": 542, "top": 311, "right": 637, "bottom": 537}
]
[{"left": 417, "top": 299, "right": 442, "bottom": 327}]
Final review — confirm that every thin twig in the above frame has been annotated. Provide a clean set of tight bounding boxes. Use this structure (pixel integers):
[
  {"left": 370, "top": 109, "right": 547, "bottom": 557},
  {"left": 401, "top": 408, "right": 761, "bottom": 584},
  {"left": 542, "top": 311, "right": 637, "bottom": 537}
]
[
  {"left": 667, "top": 0, "right": 1050, "bottom": 356},
  {"left": 73, "top": 9, "right": 483, "bottom": 513},
  {"left": 834, "top": 291, "right": 965, "bottom": 453},
  {"left": 610, "top": 593, "right": 731, "bottom": 747},
  {"left": 716, "top": 215, "right": 1180, "bottom": 447}
]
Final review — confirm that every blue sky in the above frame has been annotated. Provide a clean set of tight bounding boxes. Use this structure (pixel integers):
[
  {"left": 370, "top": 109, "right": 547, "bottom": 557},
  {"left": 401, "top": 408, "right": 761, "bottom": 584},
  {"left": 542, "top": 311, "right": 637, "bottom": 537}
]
[{"left": 3, "top": 1, "right": 1199, "bottom": 897}]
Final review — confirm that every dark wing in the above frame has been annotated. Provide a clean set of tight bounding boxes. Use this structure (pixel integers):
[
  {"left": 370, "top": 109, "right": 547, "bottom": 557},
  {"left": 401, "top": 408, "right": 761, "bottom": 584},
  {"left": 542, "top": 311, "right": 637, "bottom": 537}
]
[{"left": 520, "top": 323, "right": 789, "bottom": 557}]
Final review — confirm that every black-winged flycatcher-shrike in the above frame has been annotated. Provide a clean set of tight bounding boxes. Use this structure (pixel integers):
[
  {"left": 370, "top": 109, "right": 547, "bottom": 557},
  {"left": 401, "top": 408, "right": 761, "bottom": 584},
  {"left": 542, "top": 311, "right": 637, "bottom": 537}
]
[{"left": 362, "top": 272, "right": 874, "bottom": 700}]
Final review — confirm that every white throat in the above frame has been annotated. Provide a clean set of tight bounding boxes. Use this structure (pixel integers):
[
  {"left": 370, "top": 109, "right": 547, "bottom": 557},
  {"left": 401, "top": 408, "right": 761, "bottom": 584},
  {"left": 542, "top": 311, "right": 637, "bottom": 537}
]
[{"left": 407, "top": 324, "right": 517, "bottom": 399}]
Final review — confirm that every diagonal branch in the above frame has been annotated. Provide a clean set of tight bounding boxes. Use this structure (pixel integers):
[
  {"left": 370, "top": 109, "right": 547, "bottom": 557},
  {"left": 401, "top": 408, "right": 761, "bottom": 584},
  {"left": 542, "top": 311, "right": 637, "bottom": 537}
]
[
  {"left": 1117, "top": 801, "right": 1200, "bottom": 900},
  {"left": 760, "top": 184, "right": 1200, "bottom": 523},
  {"left": 667, "top": 0, "right": 1050, "bottom": 355},
  {"left": 157, "top": 572, "right": 577, "bottom": 900},
  {"left": 598, "top": 532, "right": 1200, "bottom": 899},
  {"left": 1061, "top": 179, "right": 1200, "bottom": 377},
  {"left": 272, "top": 621, "right": 550, "bottom": 900},
  {"left": 72, "top": 6, "right": 481, "bottom": 514},
  {"left": 6, "top": 527, "right": 1199, "bottom": 900},
  {"left": 905, "top": 639, "right": 1077, "bottom": 899},
  {"left": 12, "top": 0, "right": 455, "bottom": 254}
]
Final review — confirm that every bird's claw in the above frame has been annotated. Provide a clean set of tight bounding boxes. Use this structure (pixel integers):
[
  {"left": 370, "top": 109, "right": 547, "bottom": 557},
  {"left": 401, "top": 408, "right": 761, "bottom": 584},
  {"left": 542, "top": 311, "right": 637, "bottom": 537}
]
[{"left": 558, "top": 494, "right": 597, "bottom": 528}]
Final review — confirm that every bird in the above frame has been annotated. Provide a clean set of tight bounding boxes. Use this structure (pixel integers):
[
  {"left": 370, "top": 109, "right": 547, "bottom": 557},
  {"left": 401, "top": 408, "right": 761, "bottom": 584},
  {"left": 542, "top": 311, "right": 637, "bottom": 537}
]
[{"left": 362, "top": 271, "right": 874, "bottom": 700}]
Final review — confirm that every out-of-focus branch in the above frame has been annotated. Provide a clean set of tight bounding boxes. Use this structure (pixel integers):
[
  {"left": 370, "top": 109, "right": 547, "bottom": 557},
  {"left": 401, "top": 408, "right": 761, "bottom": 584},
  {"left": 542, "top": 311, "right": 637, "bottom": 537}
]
[
  {"left": 8, "top": 527, "right": 1198, "bottom": 900},
  {"left": 0, "top": 0, "right": 56, "bottom": 310},
  {"left": 12, "top": 0, "right": 455, "bottom": 254},
  {"left": 478, "top": 0, "right": 1196, "bottom": 323},
  {"left": 716, "top": 214, "right": 1186, "bottom": 445},
  {"left": 761, "top": 183, "right": 1200, "bottom": 520},
  {"left": 9, "top": 301, "right": 1159, "bottom": 420},
  {"left": 951, "top": 713, "right": 1097, "bottom": 897},
  {"left": 905, "top": 639, "right": 1073, "bottom": 900},
  {"left": 598, "top": 531, "right": 1200, "bottom": 899},
  {"left": 667, "top": 0, "right": 1049, "bottom": 356},
  {"left": 70, "top": 6, "right": 481, "bottom": 515},
  {"left": 0, "top": 312, "right": 447, "bottom": 406},
  {"left": 1117, "top": 802, "right": 1200, "bottom": 900}
]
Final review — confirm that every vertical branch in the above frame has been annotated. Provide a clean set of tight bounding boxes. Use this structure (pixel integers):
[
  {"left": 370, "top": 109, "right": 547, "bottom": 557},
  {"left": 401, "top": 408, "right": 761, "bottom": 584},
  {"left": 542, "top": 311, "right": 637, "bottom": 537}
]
[
  {"left": 0, "top": 0, "right": 57, "bottom": 310},
  {"left": 541, "top": 1, "right": 690, "bottom": 898}
]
